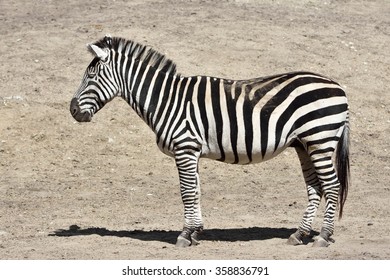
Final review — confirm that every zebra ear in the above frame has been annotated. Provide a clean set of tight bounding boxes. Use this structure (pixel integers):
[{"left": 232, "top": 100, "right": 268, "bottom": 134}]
[
  {"left": 88, "top": 44, "right": 109, "bottom": 61},
  {"left": 105, "top": 34, "right": 112, "bottom": 42}
]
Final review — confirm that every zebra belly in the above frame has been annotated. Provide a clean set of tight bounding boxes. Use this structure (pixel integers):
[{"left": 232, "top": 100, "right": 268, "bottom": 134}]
[{"left": 199, "top": 133, "right": 296, "bottom": 165}]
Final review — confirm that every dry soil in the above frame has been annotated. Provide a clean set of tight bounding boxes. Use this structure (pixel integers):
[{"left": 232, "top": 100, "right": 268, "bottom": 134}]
[{"left": 0, "top": 0, "right": 389, "bottom": 259}]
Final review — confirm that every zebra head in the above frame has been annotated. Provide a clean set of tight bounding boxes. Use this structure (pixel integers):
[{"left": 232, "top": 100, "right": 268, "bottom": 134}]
[{"left": 70, "top": 36, "right": 119, "bottom": 122}]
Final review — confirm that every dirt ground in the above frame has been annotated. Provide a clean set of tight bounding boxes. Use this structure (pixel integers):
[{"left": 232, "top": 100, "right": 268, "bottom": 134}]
[{"left": 0, "top": 0, "right": 389, "bottom": 260}]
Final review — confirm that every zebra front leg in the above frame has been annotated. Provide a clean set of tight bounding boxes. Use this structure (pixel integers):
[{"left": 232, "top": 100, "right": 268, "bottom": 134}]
[{"left": 174, "top": 150, "right": 204, "bottom": 247}]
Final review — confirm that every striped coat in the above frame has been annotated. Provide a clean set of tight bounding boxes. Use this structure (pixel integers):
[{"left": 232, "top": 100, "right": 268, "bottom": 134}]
[{"left": 71, "top": 36, "right": 349, "bottom": 247}]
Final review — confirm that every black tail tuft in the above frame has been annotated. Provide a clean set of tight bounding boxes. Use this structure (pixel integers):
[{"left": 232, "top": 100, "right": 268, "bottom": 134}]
[{"left": 336, "top": 121, "right": 350, "bottom": 219}]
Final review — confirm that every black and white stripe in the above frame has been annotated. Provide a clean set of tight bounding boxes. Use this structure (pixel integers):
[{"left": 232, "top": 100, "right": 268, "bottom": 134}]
[{"left": 71, "top": 36, "right": 350, "bottom": 247}]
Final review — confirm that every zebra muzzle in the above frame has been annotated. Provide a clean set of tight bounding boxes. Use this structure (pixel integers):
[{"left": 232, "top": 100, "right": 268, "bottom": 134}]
[{"left": 70, "top": 98, "right": 92, "bottom": 122}]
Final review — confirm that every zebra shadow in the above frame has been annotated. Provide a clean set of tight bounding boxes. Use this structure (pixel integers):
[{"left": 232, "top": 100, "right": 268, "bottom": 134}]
[{"left": 49, "top": 225, "right": 318, "bottom": 245}]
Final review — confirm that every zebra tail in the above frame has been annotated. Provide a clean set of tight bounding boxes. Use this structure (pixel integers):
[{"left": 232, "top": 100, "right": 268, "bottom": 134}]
[{"left": 336, "top": 120, "right": 350, "bottom": 219}]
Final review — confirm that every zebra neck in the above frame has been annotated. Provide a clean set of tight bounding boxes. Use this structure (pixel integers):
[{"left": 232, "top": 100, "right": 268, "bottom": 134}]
[{"left": 122, "top": 61, "right": 181, "bottom": 131}]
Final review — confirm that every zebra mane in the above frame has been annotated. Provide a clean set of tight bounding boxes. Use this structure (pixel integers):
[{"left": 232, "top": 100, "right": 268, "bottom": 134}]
[{"left": 90, "top": 36, "right": 178, "bottom": 75}]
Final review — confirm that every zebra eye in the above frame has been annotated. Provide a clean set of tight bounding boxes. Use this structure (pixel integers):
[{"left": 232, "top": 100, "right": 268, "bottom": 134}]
[{"left": 87, "top": 66, "right": 97, "bottom": 78}]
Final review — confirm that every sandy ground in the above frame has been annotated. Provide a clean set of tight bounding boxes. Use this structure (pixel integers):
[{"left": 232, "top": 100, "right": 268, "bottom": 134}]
[{"left": 0, "top": 0, "right": 389, "bottom": 260}]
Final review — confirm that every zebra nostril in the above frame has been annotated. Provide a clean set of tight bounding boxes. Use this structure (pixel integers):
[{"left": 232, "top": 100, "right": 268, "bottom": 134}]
[{"left": 70, "top": 98, "right": 80, "bottom": 117}]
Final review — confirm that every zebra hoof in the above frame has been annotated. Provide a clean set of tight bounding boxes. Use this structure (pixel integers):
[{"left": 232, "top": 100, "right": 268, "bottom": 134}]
[
  {"left": 312, "top": 236, "right": 330, "bottom": 247},
  {"left": 176, "top": 235, "right": 192, "bottom": 247},
  {"left": 176, "top": 227, "right": 203, "bottom": 247},
  {"left": 287, "top": 233, "right": 303, "bottom": 246},
  {"left": 190, "top": 231, "right": 200, "bottom": 246}
]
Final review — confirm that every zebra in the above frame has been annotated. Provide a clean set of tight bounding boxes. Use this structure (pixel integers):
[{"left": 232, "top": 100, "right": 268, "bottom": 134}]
[{"left": 70, "top": 35, "right": 350, "bottom": 248}]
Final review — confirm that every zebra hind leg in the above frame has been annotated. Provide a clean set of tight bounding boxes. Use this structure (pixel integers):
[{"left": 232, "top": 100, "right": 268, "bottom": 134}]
[
  {"left": 287, "top": 146, "right": 323, "bottom": 246},
  {"left": 310, "top": 123, "right": 350, "bottom": 247},
  {"left": 310, "top": 155, "right": 340, "bottom": 247}
]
